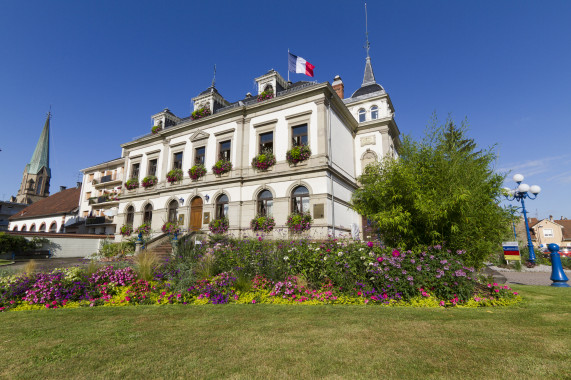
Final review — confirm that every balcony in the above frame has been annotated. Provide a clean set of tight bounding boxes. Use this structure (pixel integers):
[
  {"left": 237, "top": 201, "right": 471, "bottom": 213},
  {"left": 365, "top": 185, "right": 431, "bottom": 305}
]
[
  {"left": 85, "top": 216, "right": 114, "bottom": 225},
  {"left": 88, "top": 195, "right": 120, "bottom": 207},
  {"left": 93, "top": 174, "right": 122, "bottom": 188}
]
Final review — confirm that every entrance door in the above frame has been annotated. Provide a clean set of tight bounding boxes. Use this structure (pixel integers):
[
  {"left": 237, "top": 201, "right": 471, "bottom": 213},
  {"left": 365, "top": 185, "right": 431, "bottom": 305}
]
[{"left": 190, "top": 197, "right": 203, "bottom": 231}]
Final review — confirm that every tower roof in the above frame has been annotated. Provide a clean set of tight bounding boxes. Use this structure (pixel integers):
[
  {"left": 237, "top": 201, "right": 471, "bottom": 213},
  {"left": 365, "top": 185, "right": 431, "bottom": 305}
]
[
  {"left": 27, "top": 113, "right": 51, "bottom": 176},
  {"left": 351, "top": 56, "right": 385, "bottom": 98}
]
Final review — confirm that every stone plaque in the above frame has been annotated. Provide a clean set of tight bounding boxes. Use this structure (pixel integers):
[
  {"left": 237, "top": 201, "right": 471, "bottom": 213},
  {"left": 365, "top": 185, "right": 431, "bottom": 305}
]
[
  {"left": 203, "top": 212, "right": 210, "bottom": 224},
  {"left": 360, "top": 135, "right": 376, "bottom": 147},
  {"left": 313, "top": 203, "right": 325, "bottom": 219},
  {"left": 178, "top": 214, "right": 185, "bottom": 226}
]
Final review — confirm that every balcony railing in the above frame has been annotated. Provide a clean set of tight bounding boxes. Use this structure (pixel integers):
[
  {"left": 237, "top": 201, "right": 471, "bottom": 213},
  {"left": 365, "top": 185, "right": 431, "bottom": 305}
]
[
  {"left": 88, "top": 195, "right": 120, "bottom": 205},
  {"left": 85, "top": 216, "right": 113, "bottom": 225}
]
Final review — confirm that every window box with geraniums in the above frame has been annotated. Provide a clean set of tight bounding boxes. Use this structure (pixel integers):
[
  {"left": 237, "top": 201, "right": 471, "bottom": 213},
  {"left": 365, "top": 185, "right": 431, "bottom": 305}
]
[
  {"left": 191, "top": 107, "right": 211, "bottom": 121},
  {"left": 125, "top": 178, "right": 139, "bottom": 190},
  {"left": 250, "top": 215, "right": 275, "bottom": 233},
  {"left": 209, "top": 217, "right": 229, "bottom": 234},
  {"left": 162, "top": 222, "right": 180, "bottom": 235},
  {"left": 135, "top": 223, "right": 151, "bottom": 236},
  {"left": 286, "top": 144, "right": 311, "bottom": 165},
  {"left": 286, "top": 212, "right": 312, "bottom": 233},
  {"left": 166, "top": 169, "right": 183, "bottom": 183},
  {"left": 151, "top": 121, "right": 163, "bottom": 135},
  {"left": 251, "top": 149, "right": 276, "bottom": 171},
  {"left": 257, "top": 90, "right": 274, "bottom": 102},
  {"left": 212, "top": 158, "right": 232, "bottom": 176},
  {"left": 188, "top": 164, "right": 207, "bottom": 180},
  {"left": 141, "top": 175, "right": 158, "bottom": 188},
  {"left": 120, "top": 224, "right": 133, "bottom": 237}
]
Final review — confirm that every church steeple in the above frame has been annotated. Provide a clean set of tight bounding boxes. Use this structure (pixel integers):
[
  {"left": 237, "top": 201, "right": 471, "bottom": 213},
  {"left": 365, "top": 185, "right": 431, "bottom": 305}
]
[{"left": 15, "top": 113, "right": 52, "bottom": 204}]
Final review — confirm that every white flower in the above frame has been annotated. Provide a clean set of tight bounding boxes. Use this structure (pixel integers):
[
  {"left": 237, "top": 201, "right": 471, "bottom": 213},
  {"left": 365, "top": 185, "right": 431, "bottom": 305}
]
[
  {"left": 283, "top": 256, "right": 289, "bottom": 261},
  {"left": 369, "top": 251, "right": 374, "bottom": 257},
  {"left": 360, "top": 256, "right": 366, "bottom": 260},
  {"left": 338, "top": 252, "right": 343, "bottom": 257},
  {"left": 324, "top": 256, "right": 328, "bottom": 261},
  {"left": 370, "top": 277, "right": 375, "bottom": 280}
]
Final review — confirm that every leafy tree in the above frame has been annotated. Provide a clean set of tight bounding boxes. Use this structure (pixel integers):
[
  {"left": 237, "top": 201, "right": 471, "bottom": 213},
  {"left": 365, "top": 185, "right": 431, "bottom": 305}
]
[{"left": 352, "top": 116, "right": 512, "bottom": 267}]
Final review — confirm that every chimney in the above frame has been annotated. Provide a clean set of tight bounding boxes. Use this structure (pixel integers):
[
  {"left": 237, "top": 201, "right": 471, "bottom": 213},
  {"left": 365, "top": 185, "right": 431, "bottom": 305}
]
[
  {"left": 332, "top": 75, "right": 344, "bottom": 99},
  {"left": 76, "top": 182, "right": 82, "bottom": 188},
  {"left": 549, "top": 215, "right": 553, "bottom": 221},
  {"left": 60, "top": 186, "right": 67, "bottom": 192}
]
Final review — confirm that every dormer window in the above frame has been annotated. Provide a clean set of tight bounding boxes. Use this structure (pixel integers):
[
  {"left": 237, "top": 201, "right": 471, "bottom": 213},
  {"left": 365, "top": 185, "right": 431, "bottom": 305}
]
[
  {"left": 371, "top": 105, "right": 379, "bottom": 120},
  {"left": 358, "top": 109, "right": 366, "bottom": 123}
]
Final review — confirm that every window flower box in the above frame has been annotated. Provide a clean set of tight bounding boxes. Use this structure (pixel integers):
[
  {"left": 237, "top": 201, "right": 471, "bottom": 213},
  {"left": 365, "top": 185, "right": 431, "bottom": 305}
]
[
  {"left": 209, "top": 217, "right": 229, "bottom": 234},
  {"left": 151, "top": 121, "right": 163, "bottom": 135},
  {"left": 250, "top": 215, "right": 275, "bottom": 233},
  {"left": 120, "top": 224, "right": 133, "bottom": 237},
  {"left": 135, "top": 223, "right": 151, "bottom": 235},
  {"left": 166, "top": 169, "right": 183, "bottom": 183},
  {"left": 251, "top": 150, "right": 276, "bottom": 171},
  {"left": 286, "top": 212, "right": 312, "bottom": 233},
  {"left": 257, "top": 90, "right": 274, "bottom": 102},
  {"left": 162, "top": 222, "right": 180, "bottom": 235},
  {"left": 286, "top": 144, "right": 311, "bottom": 165},
  {"left": 141, "top": 175, "right": 158, "bottom": 188},
  {"left": 125, "top": 178, "right": 139, "bottom": 190},
  {"left": 212, "top": 158, "right": 232, "bottom": 176},
  {"left": 191, "top": 107, "right": 211, "bottom": 121},
  {"left": 188, "top": 164, "right": 207, "bottom": 180}
]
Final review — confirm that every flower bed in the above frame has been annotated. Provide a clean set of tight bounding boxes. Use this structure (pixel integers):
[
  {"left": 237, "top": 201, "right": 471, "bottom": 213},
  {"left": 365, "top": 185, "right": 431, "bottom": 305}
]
[
  {"left": 135, "top": 223, "right": 151, "bottom": 235},
  {"left": 188, "top": 164, "right": 207, "bottom": 180},
  {"left": 251, "top": 151, "right": 276, "bottom": 171},
  {"left": 209, "top": 217, "right": 229, "bottom": 234},
  {"left": 142, "top": 175, "right": 158, "bottom": 188},
  {"left": 120, "top": 224, "right": 133, "bottom": 237},
  {"left": 191, "top": 107, "right": 211, "bottom": 121},
  {"left": 286, "top": 144, "right": 311, "bottom": 165},
  {"left": 257, "top": 90, "right": 274, "bottom": 102},
  {"left": 250, "top": 215, "right": 275, "bottom": 233},
  {"left": 286, "top": 212, "right": 312, "bottom": 233},
  {"left": 162, "top": 222, "right": 180, "bottom": 235},
  {"left": 166, "top": 169, "right": 183, "bottom": 183},
  {"left": 124, "top": 178, "right": 139, "bottom": 190},
  {"left": 212, "top": 159, "right": 232, "bottom": 176}
]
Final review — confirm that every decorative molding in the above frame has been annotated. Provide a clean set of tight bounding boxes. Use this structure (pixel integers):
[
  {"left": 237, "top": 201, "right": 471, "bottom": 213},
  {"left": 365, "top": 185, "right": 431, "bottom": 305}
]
[
  {"left": 189, "top": 130, "right": 210, "bottom": 142},
  {"left": 169, "top": 141, "right": 187, "bottom": 148},
  {"left": 145, "top": 149, "right": 161, "bottom": 156},
  {"left": 214, "top": 128, "right": 236, "bottom": 137},
  {"left": 285, "top": 110, "right": 313, "bottom": 120},
  {"left": 360, "top": 135, "right": 376, "bottom": 147},
  {"left": 129, "top": 154, "right": 143, "bottom": 159},
  {"left": 253, "top": 119, "right": 278, "bottom": 129}
]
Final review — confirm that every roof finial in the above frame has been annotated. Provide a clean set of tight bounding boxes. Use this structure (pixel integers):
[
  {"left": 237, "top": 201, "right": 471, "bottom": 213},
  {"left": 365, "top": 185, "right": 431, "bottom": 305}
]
[
  {"left": 212, "top": 64, "right": 216, "bottom": 88},
  {"left": 364, "top": 2, "right": 370, "bottom": 58}
]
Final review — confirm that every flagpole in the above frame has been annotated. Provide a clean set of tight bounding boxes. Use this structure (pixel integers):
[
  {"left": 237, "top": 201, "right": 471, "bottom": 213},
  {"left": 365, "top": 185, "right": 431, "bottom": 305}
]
[{"left": 287, "top": 48, "right": 290, "bottom": 82}]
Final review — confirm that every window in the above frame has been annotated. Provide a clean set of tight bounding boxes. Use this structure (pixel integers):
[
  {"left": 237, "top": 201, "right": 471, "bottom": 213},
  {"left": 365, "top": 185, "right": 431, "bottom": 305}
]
[
  {"left": 195, "top": 146, "right": 206, "bottom": 165},
  {"left": 358, "top": 109, "right": 366, "bottom": 122},
  {"left": 49, "top": 222, "right": 57, "bottom": 233},
  {"left": 126, "top": 206, "right": 134, "bottom": 225},
  {"left": 36, "top": 177, "right": 43, "bottom": 194},
  {"left": 30, "top": 224, "right": 36, "bottom": 232},
  {"left": 39, "top": 223, "right": 46, "bottom": 232},
  {"left": 291, "top": 186, "right": 309, "bottom": 213},
  {"left": 371, "top": 105, "right": 379, "bottom": 120},
  {"left": 259, "top": 132, "right": 273, "bottom": 153},
  {"left": 292, "top": 124, "right": 308, "bottom": 146},
  {"left": 219, "top": 140, "right": 231, "bottom": 161},
  {"left": 257, "top": 190, "right": 273, "bottom": 217},
  {"left": 27, "top": 179, "right": 35, "bottom": 190},
  {"left": 83, "top": 211, "right": 89, "bottom": 218},
  {"left": 543, "top": 229, "right": 554, "bottom": 238},
  {"left": 168, "top": 200, "right": 178, "bottom": 223},
  {"left": 216, "top": 194, "right": 229, "bottom": 219},
  {"left": 148, "top": 159, "right": 157, "bottom": 176},
  {"left": 89, "top": 173, "right": 94, "bottom": 182},
  {"left": 131, "top": 163, "right": 140, "bottom": 178},
  {"left": 21, "top": 225, "right": 27, "bottom": 232},
  {"left": 143, "top": 204, "right": 153, "bottom": 224},
  {"left": 173, "top": 152, "right": 183, "bottom": 170},
  {"left": 12, "top": 226, "right": 18, "bottom": 232}
]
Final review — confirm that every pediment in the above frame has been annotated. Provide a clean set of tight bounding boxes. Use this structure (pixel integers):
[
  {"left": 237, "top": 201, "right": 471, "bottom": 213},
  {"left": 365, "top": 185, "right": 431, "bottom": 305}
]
[{"left": 190, "top": 130, "right": 210, "bottom": 142}]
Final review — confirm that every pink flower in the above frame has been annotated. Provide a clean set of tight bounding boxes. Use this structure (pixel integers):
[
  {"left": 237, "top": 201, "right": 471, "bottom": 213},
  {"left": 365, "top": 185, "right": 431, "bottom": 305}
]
[
  {"left": 258, "top": 236, "right": 262, "bottom": 241},
  {"left": 357, "top": 291, "right": 362, "bottom": 296},
  {"left": 513, "top": 292, "right": 518, "bottom": 295},
  {"left": 392, "top": 249, "right": 400, "bottom": 257},
  {"left": 377, "top": 257, "right": 383, "bottom": 263},
  {"left": 252, "top": 300, "right": 256, "bottom": 304},
  {"left": 439, "top": 301, "right": 445, "bottom": 307},
  {"left": 367, "top": 241, "right": 374, "bottom": 248}
]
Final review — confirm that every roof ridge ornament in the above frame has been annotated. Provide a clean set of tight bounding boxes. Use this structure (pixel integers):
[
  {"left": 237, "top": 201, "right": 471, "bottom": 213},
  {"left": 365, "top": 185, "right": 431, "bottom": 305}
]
[{"left": 362, "top": 2, "right": 376, "bottom": 87}]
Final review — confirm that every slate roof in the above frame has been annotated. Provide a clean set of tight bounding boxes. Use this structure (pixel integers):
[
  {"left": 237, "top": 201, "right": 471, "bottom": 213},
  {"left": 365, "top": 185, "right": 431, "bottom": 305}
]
[
  {"left": 27, "top": 113, "right": 51, "bottom": 176},
  {"left": 350, "top": 56, "right": 385, "bottom": 98},
  {"left": 9, "top": 187, "right": 80, "bottom": 221},
  {"left": 351, "top": 83, "right": 385, "bottom": 98}
]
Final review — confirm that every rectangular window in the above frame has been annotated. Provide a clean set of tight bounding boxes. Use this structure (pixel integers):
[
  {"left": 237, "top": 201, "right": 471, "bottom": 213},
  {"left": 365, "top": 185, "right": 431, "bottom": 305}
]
[
  {"left": 195, "top": 146, "right": 206, "bottom": 165},
  {"left": 86, "top": 192, "right": 91, "bottom": 199},
  {"left": 173, "top": 152, "right": 183, "bottom": 170},
  {"left": 88, "top": 173, "right": 94, "bottom": 182},
  {"left": 543, "top": 229, "right": 554, "bottom": 238},
  {"left": 259, "top": 131, "right": 274, "bottom": 153},
  {"left": 219, "top": 140, "right": 231, "bottom": 161},
  {"left": 83, "top": 211, "right": 89, "bottom": 218},
  {"left": 131, "top": 163, "right": 140, "bottom": 178},
  {"left": 292, "top": 124, "right": 308, "bottom": 146},
  {"left": 148, "top": 159, "right": 157, "bottom": 176}
]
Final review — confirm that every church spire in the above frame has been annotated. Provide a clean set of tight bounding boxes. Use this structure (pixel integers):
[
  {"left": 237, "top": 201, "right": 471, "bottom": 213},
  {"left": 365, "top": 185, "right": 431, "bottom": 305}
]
[
  {"left": 27, "top": 112, "right": 51, "bottom": 176},
  {"left": 362, "top": 2, "right": 377, "bottom": 87}
]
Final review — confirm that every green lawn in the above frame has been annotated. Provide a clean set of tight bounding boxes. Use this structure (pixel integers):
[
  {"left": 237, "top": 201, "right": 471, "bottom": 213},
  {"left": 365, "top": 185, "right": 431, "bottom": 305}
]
[
  {"left": 1, "top": 285, "right": 570, "bottom": 379},
  {"left": 0, "top": 259, "right": 14, "bottom": 266}
]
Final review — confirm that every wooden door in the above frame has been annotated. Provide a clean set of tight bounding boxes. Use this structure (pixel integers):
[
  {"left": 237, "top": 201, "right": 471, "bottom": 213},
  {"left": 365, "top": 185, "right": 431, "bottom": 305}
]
[{"left": 190, "top": 197, "right": 203, "bottom": 231}]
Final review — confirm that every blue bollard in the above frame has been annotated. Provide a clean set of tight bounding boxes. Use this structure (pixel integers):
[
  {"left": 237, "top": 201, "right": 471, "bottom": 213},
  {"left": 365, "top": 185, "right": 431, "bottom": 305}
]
[{"left": 548, "top": 243, "right": 570, "bottom": 287}]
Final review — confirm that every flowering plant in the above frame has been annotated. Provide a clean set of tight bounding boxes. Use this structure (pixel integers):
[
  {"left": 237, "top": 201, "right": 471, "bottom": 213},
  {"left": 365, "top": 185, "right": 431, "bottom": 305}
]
[
  {"left": 212, "top": 158, "right": 232, "bottom": 175},
  {"left": 141, "top": 175, "right": 158, "bottom": 188},
  {"left": 251, "top": 149, "right": 276, "bottom": 171},
  {"left": 162, "top": 222, "right": 180, "bottom": 235},
  {"left": 250, "top": 215, "right": 275, "bottom": 233},
  {"left": 191, "top": 107, "right": 211, "bottom": 121},
  {"left": 188, "top": 164, "right": 207, "bottom": 180},
  {"left": 124, "top": 178, "right": 139, "bottom": 190},
  {"left": 120, "top": 224, "right": 133, "bottom": 236},
  {"left": 286, "top": 212, "right": 312, "bottom": 233},
  {"left": 257, "top": 90, "right": 274, "bottom": 102},
  {"left": 209, "top": 217, "right": 229, "bottom": 234},
  {"left": 135, "top": 223, "right": 151, "bottom": 235},
  {"left": 286, "top": 144, "right": 311, "bottom": 165},
  {"left": 166, "top": 169, "right": 183, "bottom": 183},
  {"left": 151, "top": 121, "right": 163, "bottom": 135}
]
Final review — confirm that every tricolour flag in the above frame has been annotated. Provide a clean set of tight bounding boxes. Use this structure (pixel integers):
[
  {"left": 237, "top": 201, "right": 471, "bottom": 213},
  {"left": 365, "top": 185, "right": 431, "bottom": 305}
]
[{"left": 288, "top": 52, "right": 315, "bottom": 77}]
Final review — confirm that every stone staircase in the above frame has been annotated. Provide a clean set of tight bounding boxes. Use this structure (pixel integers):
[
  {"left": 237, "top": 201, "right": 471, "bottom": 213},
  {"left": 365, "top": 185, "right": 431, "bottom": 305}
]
[{"left": 143, "top": 234, "right": 173, "bottom": 262}]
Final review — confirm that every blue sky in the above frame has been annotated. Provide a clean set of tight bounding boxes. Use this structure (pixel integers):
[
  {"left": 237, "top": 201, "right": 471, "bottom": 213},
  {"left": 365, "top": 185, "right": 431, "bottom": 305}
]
[{"left": 1, "top": 0, "right": 570, "bottom": 219}]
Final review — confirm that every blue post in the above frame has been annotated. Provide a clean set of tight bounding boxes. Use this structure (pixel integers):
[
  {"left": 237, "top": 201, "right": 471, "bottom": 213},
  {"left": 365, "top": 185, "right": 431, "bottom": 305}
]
[
  {"left": 173, "top": 231, "right": 178, "bottom": 242},
  {"left": 548, "top": 243, "right": 569, "bottom": 287},
  {"left": 520, "top": 197, "right": 536, "bottom": 264}
]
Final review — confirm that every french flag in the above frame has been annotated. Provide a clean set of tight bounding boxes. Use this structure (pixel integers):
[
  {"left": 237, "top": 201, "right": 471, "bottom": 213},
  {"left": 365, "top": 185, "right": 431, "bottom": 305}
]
[{"left": 288, "top": 52, "right": 315, "bottom": 77}]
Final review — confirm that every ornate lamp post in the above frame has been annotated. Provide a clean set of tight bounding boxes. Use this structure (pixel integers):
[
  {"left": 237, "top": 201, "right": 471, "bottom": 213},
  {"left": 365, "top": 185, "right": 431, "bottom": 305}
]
[{"left": 503, "top": 174, "right": 541, "bottom": 265}]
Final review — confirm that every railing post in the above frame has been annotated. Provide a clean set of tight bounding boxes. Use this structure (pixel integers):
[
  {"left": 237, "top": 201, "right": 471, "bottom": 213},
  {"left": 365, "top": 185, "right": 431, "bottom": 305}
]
[
  {"left": 135, "top": 232, "right": 143, "bottom": 254},
  {"left": 548, "top": 243, "right": 570, "bottom": 287}
]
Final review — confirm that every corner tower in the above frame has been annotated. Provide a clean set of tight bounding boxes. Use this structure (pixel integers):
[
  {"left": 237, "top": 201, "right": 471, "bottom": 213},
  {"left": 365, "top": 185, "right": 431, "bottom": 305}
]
[{"left": 15, "top": 113, "right": 51, "bottom": 204}]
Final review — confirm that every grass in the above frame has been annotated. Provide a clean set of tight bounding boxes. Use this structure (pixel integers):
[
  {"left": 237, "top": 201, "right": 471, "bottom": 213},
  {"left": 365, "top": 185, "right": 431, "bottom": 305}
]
[
  {"left": 1, "top": 285, "right": 570, "bottom": 379},
  {"left": 0, "top": 260, "right": 14, "bottom": 266}
]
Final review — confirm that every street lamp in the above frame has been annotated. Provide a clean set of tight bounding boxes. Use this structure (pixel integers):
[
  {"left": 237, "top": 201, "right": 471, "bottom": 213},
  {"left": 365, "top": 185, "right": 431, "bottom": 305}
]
[{"left": 502, "top": 173, "right": 541, "bottom": 265}]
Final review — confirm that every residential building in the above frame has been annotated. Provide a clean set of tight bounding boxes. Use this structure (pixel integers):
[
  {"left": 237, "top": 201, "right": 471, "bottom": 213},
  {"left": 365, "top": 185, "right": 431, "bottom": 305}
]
[
  {"left": 530, "top": 216, "right": 571, "bottom": 249},
  {"left": 0, "top": 201, "right": 28, "bottom": 231}
]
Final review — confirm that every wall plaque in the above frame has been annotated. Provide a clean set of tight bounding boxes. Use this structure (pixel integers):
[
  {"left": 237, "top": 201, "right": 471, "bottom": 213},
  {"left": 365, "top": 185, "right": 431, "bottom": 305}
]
[
  {"left": 360, "top": 135, "right": 376, "bottom": 147},
  {"left": 203, "top": 212, "right": 210, "bottom": 224},
  {"left": 178, "top": 214, "right": 185, "bottom": 226},
  {"left": 313, "top": 203, "right": 325, "bottom": 219}
]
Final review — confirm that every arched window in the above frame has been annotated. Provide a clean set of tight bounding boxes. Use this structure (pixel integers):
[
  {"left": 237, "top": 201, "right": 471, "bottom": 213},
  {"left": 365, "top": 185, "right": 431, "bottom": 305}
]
[
  {"left": 21, "top": 225, "right": 27, "bottom": 232},
  {"left": 358, "top": 108, "right": 366, "bottom": 123},
  {"left": 143, "top": 204, "right": 153, "bottom": 224},
  {"left": 263, "top": 84, "right": 273, "bottom": 93},
  {"left": 30, "top": 224, "right": 36, "bottom": 232},
  {"left": 291, "top": 186, "right": 309, "bottom": 213},
  {"left": 39, "top": 223, "right": 46, "bottom": 232},
  {"left": 361, "top": 150, "right": 378, "bottom": 170},
  {"left": 27, "top": 179, "right": 35, "bottom": 190},
  {"left": 12, "top": 225, "right": 18, "bottom": 232},
  {"left": 36, "top": 177, "right": 43, "bottom": 194},
  {"left": 126, "top": 206, "right": 135, "bottom": 225},
  {"left": 49, "top": 222, "right": 57, "bottom": 233},
  {"left": 168, "top": 200, "right": 178, "bottom": 223},
  {"left": 257, "top": 190, "right": 273, "bottom": 217},
  {"left": 216, "top": 194, "right": 229, "bottom": 219},
  {"left": 370, "top": 105, "right": 379, "bottom": 120}
]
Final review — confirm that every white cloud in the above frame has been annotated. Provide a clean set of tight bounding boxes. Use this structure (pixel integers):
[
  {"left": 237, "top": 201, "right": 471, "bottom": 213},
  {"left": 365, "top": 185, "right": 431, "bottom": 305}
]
[{"left": 498, "top": 154, "right": 571, "bottom": 178}]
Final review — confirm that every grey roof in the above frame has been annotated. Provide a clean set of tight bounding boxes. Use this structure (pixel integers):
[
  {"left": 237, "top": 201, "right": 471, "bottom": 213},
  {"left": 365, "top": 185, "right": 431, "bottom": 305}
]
[
  {"left": 27, "top": 113, "right": 51, "bottom": 176},
  {"left": 198, "top": 86, "right": 221, "bottom": 97},
  {"left": 351, "top": 56, "right": 384, "bottom": 98},
  {"left": 351, "top": 83, "right": 384, "bottom": 98}
]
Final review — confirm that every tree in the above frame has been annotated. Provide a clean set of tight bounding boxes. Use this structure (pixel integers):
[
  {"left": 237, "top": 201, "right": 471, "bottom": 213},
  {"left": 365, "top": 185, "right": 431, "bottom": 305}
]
[{"left": 352, "top": 116, "right": 512, "bottom": 267}]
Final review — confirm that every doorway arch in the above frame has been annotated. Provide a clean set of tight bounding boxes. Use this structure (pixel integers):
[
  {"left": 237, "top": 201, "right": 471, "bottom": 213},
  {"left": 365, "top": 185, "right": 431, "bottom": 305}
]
[{"left": 190, "top": 197, "right": 203, "bottom": 231}]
